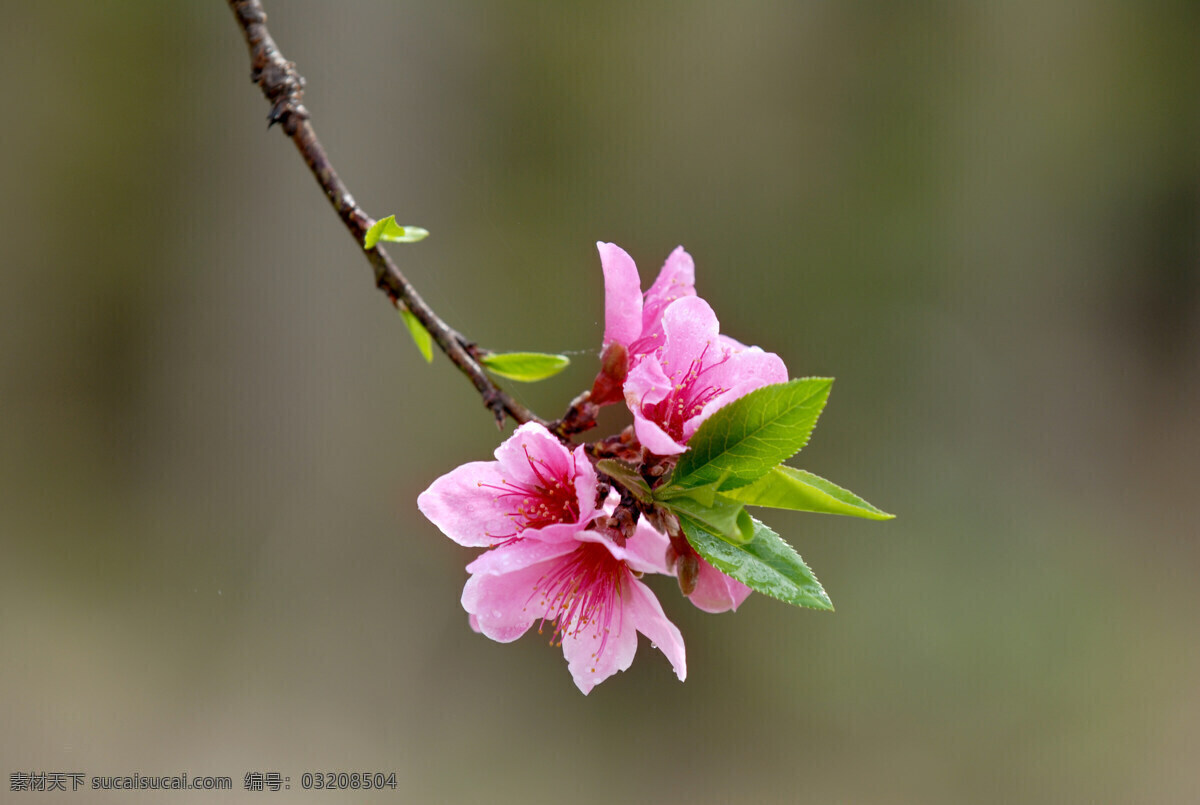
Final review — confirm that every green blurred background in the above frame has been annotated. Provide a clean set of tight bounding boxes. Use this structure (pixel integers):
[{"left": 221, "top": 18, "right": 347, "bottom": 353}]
[{"left": 3, "top": 2, "right": 1198, "bottom": 802}]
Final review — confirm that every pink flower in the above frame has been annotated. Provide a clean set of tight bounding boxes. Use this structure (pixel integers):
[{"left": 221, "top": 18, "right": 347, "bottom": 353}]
[
  {"left": 599, "top": 242, "right": 696, "bottom": 366},
  {"left": 463, "top": 520, "right": 686, "bottom": 693},
  {"left": 417, "top": 422, "right": 600, "bottom": 547},
  {"left": 624, "top": 296, "right": 788, "bottom": 456}
]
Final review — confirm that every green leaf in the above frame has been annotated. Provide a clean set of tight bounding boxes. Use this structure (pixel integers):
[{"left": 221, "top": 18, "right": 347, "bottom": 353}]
[
  {"left": 655, "top": 480, "right": 718, "bottom": 507},
  {"left": 594, "top": 459, "right": 653, "bottom": 504},
  {"left": 364, "top": 215, "right": 429, "bottom": 249},
  {"left": 724, "top": 466, "right": 894, "bottom": 520},
  {"left": 679, "top": 514, "right": 832, "bottom": 610},
  {"left": 664, "top": 493, "right": 755, "bottom": 544},
  {"left": 668, "top": 378, "right": 833, "bottom": 493},
  {"left": 479, "top": 352, "right": 570, "bottom": 382},
  {"left": 399, "top": 308, "right": 434, "bottom": 363}
]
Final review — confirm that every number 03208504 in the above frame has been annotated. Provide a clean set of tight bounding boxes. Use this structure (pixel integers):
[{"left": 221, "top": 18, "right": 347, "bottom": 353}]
[{"left": 300, "top": 772, "right": 398, "bottom": 790}]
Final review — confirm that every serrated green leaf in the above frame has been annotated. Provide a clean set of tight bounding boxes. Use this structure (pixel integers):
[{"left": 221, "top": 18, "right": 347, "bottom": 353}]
[
  {"left": 664, "top": 493, "right": 755, "bottom": 544},
  {"left": 399, "top": 308, "right": 433, "bottom": 363},
  {"left": 724, "top": 465, "right": 894, "bottom": 520},
  {"left": 364, "top": 215, "right": 429, "bottom": 249},
  {"left": 679, "top": 514, "right": 832, "bottom": 610},
  {"left": 594, "top": 459, "right": 653, "bottom": 504},
  {"left": 668, "top": 378, "right": 833, "bottom": 493},
  {"left": 479, "top": 352, "right": 570, "bottom": 382}
]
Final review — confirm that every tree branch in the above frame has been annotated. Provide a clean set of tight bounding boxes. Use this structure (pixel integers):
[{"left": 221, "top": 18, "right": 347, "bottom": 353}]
[{"left": 226, "top": 0, "right": 545, "bottom": 429}]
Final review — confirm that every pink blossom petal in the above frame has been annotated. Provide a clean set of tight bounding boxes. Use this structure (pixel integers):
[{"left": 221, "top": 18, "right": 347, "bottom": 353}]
[
  {"left": 416, "top": 460, "right": 517, "bottom": 547},
  {"left": 644, "top": 247, "right": 696, "bottom": 322},
  {"left": 465, "top": 537, "right": 578, "bottom": 576},
  {"left": 681, "top": 347, "right": 789, "bottom": 441},
  {"left": 569, "top": 445, "right": 599, "bottom": 521},
  {"left": 525, "top": 521, "right": 595, "bottom": 544},
  {"left": 493, "top": 421, "right": 577, "bottom": 487},
  {"left": 656, "top": 296, "right": 722, "bottom": 374},
  {"left": 561, "top": 585, "right": 639, "bottom": 694},
  {"left": 699, "top": 345, "right": 789, "bottom": 402},
  {"left": 624, "top": 355, "right": 674, "bottom": 409},
  {"left": 731, "top": 344, "right": 788, "bottom": 384},
  {"left": 598, "top": 242, "right": 643, "bottom": 349},
  {"left": 687, "top": 560, "right": 753, "bottom": 613},
  {"left": 461, "top": 561, "right": 547, "bottom": 642},
  {"left": 632, "top": 246, "right": 696, "bottom": 358},
  {"left": 633, "top": 416, "right": 688, "bottom": 456},
  {"left": 462, "top": 541, "right": 595, "bottom": 643},
  {"left": 718, "top": 333, "right": 746, "bottom": 352},
  {"left": 620, "top": 520, "right": 673, "bottom": 576},
  {"left": 559, "top": 572, "right": 686, "bottom": 694},
  {"left": 625, "top": 578, "right": 687, "bottom": 682}
]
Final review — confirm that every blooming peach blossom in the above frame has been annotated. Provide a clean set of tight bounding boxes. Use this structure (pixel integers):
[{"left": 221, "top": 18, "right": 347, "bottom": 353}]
[
  {"left": 463, "top": 521, "right": 686, "bottom": 694},
  {"left": 417, "top": 422, "right": 600, "bottom": 547},
  {"left": 624, "top": 296, "right": 788, "bottom": 455}
]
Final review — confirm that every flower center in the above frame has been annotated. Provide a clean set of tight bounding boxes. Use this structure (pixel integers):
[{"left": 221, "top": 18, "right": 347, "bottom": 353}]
[
  {"left": 527, "top": 542, "right": 626, "bottom": 663},
  {"left": 642, "top": 343, "right": 729, "bottom": 442},
  {"left": 478, "top": 448, "right": 580, "bottom": 537}
]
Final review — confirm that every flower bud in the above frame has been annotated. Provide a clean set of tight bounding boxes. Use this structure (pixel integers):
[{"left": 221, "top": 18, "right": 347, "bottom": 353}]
[{"left": 589, "top": 342, "right": 628, "bottom": 406}]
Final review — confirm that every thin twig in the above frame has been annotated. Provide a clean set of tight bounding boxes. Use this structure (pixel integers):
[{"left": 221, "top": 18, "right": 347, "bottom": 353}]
[{"left": 226, "top": 0, "right": 545, "bottom": 429}]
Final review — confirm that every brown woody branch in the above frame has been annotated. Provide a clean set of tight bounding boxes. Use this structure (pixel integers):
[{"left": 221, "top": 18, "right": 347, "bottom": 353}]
[{"left": 226, "top": 0, "right": 545, "bottom": 429}]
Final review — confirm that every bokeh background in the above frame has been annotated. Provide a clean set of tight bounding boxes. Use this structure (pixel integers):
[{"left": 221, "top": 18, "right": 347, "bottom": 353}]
[{"left": 3, "top": 2, "right": 1198, "bottom": 802}]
